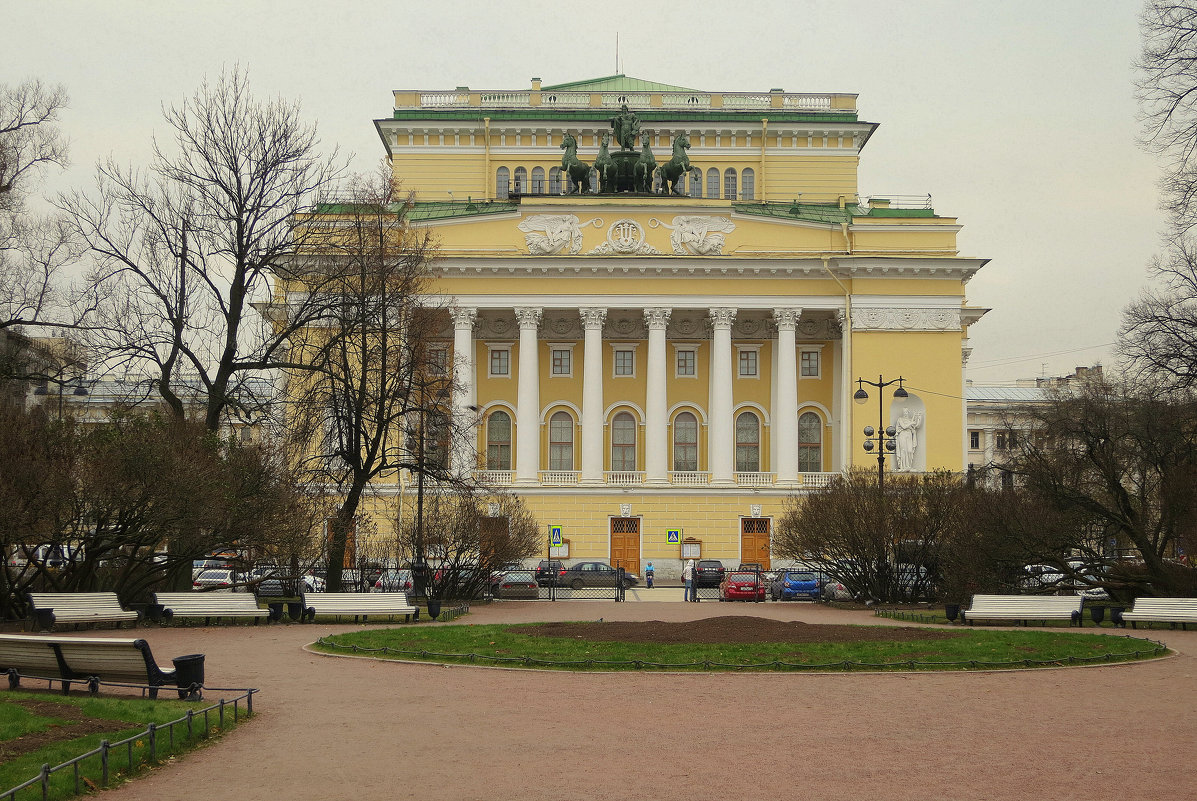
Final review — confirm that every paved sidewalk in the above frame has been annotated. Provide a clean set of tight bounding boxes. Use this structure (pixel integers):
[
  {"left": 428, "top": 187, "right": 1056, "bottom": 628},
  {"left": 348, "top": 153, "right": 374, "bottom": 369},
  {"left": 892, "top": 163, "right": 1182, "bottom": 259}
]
[{"left": 67, "top": 602, "right": 1196, "bottom": 801}]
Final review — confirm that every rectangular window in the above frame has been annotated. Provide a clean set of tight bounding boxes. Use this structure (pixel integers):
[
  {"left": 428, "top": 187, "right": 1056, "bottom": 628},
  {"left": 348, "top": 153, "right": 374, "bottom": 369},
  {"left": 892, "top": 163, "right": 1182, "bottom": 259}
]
[
  {"left": 738, "top": 350, "right": 758, "bottom": 377},
  {"left": 969, "top": 430, "right": 980, "bottom": 450},
  {"left": 676, "top": 349, "right": 696, "bottom": 377},
  {"left": 614, "top": 350, "right": 634, "bottom": 376},
  {"left": 489, "top": 348, "right": 509, "bottom": 377},
  {"left": 429, "top": 347, "right": 449, "bottom": 376},
  {"left": 552, "top": 348, "right": 571, "bottom": 376},
  {"left": 800, "top": 350, "right": 820, "bottom": 377}
]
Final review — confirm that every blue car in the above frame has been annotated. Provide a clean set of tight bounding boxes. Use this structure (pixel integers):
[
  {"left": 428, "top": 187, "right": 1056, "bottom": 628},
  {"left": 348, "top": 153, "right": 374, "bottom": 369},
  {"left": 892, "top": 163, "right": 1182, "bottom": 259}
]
[{"left": 770, "top": 570, "right": 821, "bottom": 601}]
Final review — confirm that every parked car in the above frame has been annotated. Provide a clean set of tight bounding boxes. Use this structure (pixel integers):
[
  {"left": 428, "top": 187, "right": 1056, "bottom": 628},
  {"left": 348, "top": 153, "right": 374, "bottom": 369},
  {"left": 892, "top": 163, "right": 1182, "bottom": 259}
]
[
  {"left": 373, "top": 569, "right": 414, "bottom": 594},
  {"left": 558, "top": 561, "right": 639, "bottom": 590},
  {"left": 719, "top": 570, "right": 766, "bottom": 601},
  {"left": 821, "top": 579, "right": 853, "bottom": 601},
  {"left": 491, "top": 569, "right": 540, "bottom": 599},
  {"left": 694, "top": 559, "right": 726, "bottom": 588},
  {"left": 192, "top": 568, "right": 246, "bottom": 591},
  {"left": 192, "top": 558, "right": 232, "bottom": 579},
  {"left": 535, "top": 559, "right": 566, "bottom": 587},
  {"left": 737, "top": 562, "right": 764, "bottom": 572},
  {"left": 770, "top": 569, "right": 821, "bottom": 601},
  {"left": 1020, "top": 564, "right": 1066, "bottom": 593}
]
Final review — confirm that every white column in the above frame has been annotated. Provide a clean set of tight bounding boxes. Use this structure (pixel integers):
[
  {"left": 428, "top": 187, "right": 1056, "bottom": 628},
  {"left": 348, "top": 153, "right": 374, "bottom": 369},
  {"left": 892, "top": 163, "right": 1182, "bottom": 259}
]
[
  {"left": 644, "top": 307, "right": 671, "bottom": 484},
  {"left": 580, "top": 308, "right": 606, "bottom": 484},
  {"left": 514, "top": 307, "right": 542, "bottom": 485},
  {"left": 449, "top": 307, "right": 477, "bottom": 477},
  {"left": 838, "top": 308, "right": 853, "bottom": 471},
  {"left": 708, "top": 307, "right": 737, "bottom": 485},
  {"left": 773, "top": 308, "right": 801, "bottom": 485}
]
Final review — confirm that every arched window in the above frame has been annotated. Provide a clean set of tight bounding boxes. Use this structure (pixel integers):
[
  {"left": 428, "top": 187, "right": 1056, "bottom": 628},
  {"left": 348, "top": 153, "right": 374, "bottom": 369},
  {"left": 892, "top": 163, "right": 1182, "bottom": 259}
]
[
  {"left": 549, "top": 411, "right": 574, "bottom": 471},
  {"left": 724, "top": 168, "right": 737, "bottom": 201},
  {"left": 741, "top": 168, "right": 755, "bottom": 200},
  {"left": 706, "top": 168, "right": 720, "bottom": 199},
  {"left": 549, "top": 167, "right": 562, "bottom": 195},
  {"left": 673, "top": 412, "right": 698, "bottom": 471},
  {"left": 735, "top": 411, "right": 760, "bottom": 472},
  {"left": 611, "top": 412, "right": 637, "bottom": 471},
  {"left": 513, "top": 166, "right": 527, "bottom": 195},
  {"left": 531, "top": 166, "right": 545, "bottom": 194},
  {"left": 798, "top": 412, "right": 822, "bottom": 473},
  {"left": 496, "top": 167, "right": 510, "bottom": 199},
  {"left": 689, "top": 167, "right": 702, "bottom": 198},
  {"left": 486, "top": 411, "right": 512, "bottom": 470}
]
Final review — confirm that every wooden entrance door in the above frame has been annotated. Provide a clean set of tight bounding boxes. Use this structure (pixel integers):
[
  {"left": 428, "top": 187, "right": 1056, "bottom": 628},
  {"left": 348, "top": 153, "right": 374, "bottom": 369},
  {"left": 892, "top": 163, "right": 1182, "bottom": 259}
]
[
  {"left": 740, "top": 518, "right": 771, "bottom": 569},
  {"left": 610, "top": 518, "right": 641, "bottom": 575}
]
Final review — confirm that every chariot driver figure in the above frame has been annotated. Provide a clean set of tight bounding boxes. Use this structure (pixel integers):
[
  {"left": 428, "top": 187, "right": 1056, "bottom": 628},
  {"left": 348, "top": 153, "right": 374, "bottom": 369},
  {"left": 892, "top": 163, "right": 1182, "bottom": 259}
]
[{"left": 611, "top": 104, "right": 640, "bottom": 151}]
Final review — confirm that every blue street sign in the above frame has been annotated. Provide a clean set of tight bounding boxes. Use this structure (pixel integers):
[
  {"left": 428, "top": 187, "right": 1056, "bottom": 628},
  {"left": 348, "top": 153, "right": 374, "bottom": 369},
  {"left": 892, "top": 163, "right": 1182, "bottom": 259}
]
[
  {"left": 549, "top": 525, "right": 563, "bottom": 546},
  {"left": 667, "top": 529, "right": 681, "bottom": 543}
]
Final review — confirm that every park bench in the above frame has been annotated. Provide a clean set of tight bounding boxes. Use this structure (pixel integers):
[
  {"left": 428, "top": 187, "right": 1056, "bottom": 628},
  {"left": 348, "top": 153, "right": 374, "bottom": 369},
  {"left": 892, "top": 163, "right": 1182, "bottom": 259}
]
[
  {"left": 300, "top": 591, "right": 418, "bottom": 623},
  {"left": 961, "top": 594, "right": 1083, "bottom": 626},
  {"left": 0, "top": 633, "right": 200, "bottom": 698},
  {"left": 26, "top": 592, "right": 140, "bottom": 631},
  {"left": 153, "top": 592, "right": 271, "bottom": 625},
  {"left": 1120, "top": 597, "right": 1197, "bottom": 630}
]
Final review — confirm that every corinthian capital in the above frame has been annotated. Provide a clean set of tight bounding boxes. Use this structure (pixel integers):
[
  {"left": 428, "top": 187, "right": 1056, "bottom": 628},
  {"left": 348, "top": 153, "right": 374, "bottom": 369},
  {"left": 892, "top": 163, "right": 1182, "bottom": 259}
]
[
  {"left": 643, "top": 307, "right": 672, "bottom": 330},
  {"left": 579, "top": 307, "right": 607, "bottom": 329},
  {"left": 514, "top": 307, "right": 542, "bottom": 329},
  {"left": 772, "top": 308, "right": 802, "bottom": 331},
  {"left": 449, "top": 307, "right": 477, "bottom": 330},
  {"left": 708, "top": 307, "right": 737, "bottom": 330}
]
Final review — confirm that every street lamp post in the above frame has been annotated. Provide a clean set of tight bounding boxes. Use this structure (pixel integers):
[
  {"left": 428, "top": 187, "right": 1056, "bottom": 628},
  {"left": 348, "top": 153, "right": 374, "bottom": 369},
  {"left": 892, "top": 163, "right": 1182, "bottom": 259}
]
[{"left": 853, "top": 375, "right": 909, "bottom": 490}]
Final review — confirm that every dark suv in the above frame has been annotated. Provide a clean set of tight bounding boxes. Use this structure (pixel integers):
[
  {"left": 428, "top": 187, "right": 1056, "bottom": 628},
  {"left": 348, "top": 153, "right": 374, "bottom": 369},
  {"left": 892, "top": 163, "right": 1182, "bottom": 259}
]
[
  {"left": 535, "top": 559, "right": 566, "bottom": 587},
  {"left": 695, "top": 559, "right": 726, "bottom": 587}
]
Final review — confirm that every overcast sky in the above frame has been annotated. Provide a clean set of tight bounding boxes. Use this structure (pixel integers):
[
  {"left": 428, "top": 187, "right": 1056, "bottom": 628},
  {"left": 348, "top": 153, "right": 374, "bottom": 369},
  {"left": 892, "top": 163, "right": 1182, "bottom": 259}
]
[{"left": 3, "top": 0, "right": 1162, "bottom": 383}]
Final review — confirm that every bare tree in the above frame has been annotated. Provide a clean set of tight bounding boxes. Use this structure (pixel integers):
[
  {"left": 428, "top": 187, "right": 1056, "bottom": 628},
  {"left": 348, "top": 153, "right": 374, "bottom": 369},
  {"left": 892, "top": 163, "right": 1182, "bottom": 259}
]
[
  {"left": 60, "top": 68, "right": 345, "bottom": 429},
  {"left": 287, "top": 170, "right": 452, "bottom": 592},
  {"left": 0, "top": 79, "right": 86, "bottom": 355}
]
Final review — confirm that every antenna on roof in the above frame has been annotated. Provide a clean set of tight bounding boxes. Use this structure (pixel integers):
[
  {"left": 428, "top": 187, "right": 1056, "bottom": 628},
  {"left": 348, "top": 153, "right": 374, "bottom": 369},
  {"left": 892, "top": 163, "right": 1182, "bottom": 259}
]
[{"left": 615, "top": 33, "right": 619, "bottom": 74}]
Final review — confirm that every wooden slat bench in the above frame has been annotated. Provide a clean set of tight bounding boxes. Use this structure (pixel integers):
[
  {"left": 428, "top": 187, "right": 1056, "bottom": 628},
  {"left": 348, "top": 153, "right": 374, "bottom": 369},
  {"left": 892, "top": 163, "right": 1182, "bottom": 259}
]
[
  {"left": 1120, "top": 597, "right": 1197, "bottom": 630},
  {"left": 300, "top": 592, "right": 418, "bottom": 623},
  {"left": 153, "top": 592, "right": 270, "bottom": 625},
  {"left": 0, "top": 633, "right": 193, "bottom": 698},
  {"left": 27, "top": 592, "right": 140, "bottom": 631},
  {"left": 961, "top": 594, "right": 1084, "bottom": 627}
]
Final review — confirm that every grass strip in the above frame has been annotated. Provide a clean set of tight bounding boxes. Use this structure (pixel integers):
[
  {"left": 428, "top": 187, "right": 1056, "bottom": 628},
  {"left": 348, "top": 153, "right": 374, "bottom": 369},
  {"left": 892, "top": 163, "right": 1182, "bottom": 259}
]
[
  {"left": 1, "top": 691, "right": 243, "bottom": 801},
  {"left": 315, "top": 623, "right": 1166, "bottom": 672}
]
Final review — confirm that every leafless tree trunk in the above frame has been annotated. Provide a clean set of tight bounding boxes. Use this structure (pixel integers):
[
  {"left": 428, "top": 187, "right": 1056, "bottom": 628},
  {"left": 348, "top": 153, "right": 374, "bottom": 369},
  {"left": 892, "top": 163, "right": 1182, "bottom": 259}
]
[{"left": 59, "top": 68, "right": 345, "bottom": 429}]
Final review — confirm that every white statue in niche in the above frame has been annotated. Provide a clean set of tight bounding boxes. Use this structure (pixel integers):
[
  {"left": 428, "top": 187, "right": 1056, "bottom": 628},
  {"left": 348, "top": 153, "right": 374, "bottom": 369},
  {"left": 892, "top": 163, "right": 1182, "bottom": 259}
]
[{"left": 894, "top": 408, "right": 924, "bottom": 472}]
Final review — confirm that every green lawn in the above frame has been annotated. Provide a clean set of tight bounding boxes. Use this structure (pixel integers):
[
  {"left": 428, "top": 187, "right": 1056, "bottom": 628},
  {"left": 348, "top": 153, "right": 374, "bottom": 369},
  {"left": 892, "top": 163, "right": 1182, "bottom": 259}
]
[
  {"left": 0, "top": 691, "right": 246, "bottom": 801},
  {"left": 315, "top": 622, "right": 1167, "bottom": 672}
]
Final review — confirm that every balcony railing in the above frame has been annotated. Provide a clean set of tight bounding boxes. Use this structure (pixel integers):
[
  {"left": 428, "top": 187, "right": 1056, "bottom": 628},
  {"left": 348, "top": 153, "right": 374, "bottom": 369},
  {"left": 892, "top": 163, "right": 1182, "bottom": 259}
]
[
  {"left": 538, "top": 470, "right": 579, "bottom": 486},
  {"left": 668, "top": 471, "right": 710, "bottom": 486},
  {"left": 604, "top": 471, "right": 646, "bottom": 486},
  {"left": 798, "top": 472, "right": 835, "bottom": 488},
  {"left": 475, "top": 470, "right": 513, "bottom": 486},
  {"left": 735, "top": 472, "right": 776, "bottom": 487},
  {"left": 403, "top": 90, "right": 853, "bottom": 114}
]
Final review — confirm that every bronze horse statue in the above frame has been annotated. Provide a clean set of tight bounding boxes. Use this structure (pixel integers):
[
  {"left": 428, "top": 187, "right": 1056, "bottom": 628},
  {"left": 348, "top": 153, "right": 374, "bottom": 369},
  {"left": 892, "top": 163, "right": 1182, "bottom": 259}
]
[
  {"left": 593, "top": 132, "right": 615, "bottom": 192},
  {"left": 634, "top": 133, "right": 656, "bottom": 193},
  {"left": 560, "top": 133, "right": 591, "bottom": 194},
  {"left": 656, "top": 133, "right": 692, "bottom": 195}
]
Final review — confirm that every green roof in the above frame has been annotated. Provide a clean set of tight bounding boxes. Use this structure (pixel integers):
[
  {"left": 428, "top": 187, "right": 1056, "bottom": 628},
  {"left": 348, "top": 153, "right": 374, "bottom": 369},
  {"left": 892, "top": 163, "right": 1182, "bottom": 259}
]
[
  {"left": 312, "top": 200, "right": 519, "bottom": 221},
  {"left": 732, "top": 201, "right": 937, "bottom": 223},
  {"left": 541, "top": 74, "right": 701, "bottom": 93}
]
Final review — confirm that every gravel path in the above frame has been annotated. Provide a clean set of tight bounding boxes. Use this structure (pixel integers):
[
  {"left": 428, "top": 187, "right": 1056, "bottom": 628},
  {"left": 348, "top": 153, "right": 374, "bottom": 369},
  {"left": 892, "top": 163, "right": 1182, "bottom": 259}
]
[{"left": 65, "top": 601, "right": 1196, "bottom": 801}]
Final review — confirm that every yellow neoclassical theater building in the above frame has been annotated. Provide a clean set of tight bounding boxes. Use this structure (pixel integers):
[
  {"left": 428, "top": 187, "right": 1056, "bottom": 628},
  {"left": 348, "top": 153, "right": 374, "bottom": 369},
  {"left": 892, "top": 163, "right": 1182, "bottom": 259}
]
[{"left": 331, "top": 75, "right": 988, "bottom": 575}]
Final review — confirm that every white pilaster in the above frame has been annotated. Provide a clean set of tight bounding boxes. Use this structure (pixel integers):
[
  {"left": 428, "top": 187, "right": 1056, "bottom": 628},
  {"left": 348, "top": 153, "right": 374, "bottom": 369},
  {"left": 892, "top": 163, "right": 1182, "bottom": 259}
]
[
  {"left": 709, "top": 307, "right": 737, "bottom": 485},
  {"left": 773, "top": 308, "right": 801, "bottom": 484},
  {"left": 514, "top": 307, "right": 542, "bottom": 485},
  {"left": 449, "top": 307, "right": 477, "bottom": 476},
  {"left": 580, "top": 307, "right": 607, "bottom": 484},
  {"left": 644, "top": 307, "right": 671, "bottom": 484}
]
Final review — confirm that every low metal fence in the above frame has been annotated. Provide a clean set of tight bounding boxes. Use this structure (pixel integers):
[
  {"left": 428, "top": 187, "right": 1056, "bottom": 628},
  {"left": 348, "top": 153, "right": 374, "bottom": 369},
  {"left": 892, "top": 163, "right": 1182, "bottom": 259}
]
[{"left": 1, "top": 677, "right": 256, "bottom": 801}]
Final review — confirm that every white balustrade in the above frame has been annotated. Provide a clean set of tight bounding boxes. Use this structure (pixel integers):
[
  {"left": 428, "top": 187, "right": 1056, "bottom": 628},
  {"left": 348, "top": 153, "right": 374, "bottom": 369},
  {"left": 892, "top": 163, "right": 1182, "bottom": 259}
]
[
  {"left": 735, "top": 472, "right": 776, "bottom": 487},
  {"left": 475, "top": 470, "right": 514, "bottom": 486},
  {"left": 604, "top": 471, "right": 646, "bottom": 486},
  {"left": 668, "top": 471, "right": 710, "bottom": 486},
  {"left": 538, "top": 471, "right": 580, "bottom": 486},
  {"left": 798, "top": 472, "right": 835, "bottom": 488}
]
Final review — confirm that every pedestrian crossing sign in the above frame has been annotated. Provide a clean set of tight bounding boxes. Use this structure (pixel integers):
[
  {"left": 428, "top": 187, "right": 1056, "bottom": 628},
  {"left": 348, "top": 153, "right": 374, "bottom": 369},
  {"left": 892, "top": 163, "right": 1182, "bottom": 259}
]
[
  {"left": 667, "top": 529, "right": 681, "bottom": 543},
  {"left": 549, "top": 525, "right": 563, "bottom": 546}
]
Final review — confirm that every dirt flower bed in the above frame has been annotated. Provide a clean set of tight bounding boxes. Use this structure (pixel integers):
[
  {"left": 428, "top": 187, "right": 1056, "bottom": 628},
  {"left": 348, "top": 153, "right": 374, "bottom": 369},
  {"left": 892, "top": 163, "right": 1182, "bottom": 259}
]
[{"left": 512, "top": 615, "right": 965, "bottom": 645}]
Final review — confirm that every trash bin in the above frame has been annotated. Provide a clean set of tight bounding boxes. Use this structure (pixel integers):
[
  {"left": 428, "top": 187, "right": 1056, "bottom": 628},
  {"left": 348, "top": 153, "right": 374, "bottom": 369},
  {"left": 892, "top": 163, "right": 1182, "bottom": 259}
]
[
  {"left": 172, "top": 653, "right": 205, "bottom": 700},
  {"left": 266, "top": 602, "right": 284, "bottom": 622}
]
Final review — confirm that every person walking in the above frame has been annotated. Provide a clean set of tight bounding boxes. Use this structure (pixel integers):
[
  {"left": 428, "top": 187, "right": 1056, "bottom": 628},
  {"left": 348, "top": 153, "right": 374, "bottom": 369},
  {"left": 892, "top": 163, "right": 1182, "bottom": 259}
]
[
  {"left": 682, "top": 559, "right": 695, "bottom": 602},
  {"left": 645, "top": 561, "right": 654, "bottom": 589}
]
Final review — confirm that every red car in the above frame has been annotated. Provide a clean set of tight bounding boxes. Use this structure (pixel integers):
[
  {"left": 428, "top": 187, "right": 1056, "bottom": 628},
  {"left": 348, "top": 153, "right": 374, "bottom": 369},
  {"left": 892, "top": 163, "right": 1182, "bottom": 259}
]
[{"left": 719, "top": 570, "right": 766, "bottom": 602}]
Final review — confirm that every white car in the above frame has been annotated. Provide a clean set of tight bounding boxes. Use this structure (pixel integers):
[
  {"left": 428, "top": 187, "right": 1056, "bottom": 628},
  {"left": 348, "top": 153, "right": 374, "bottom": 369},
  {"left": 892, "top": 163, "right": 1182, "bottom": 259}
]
[{"left": 192, "top": 568, "right": 246, "bottom": 591}]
